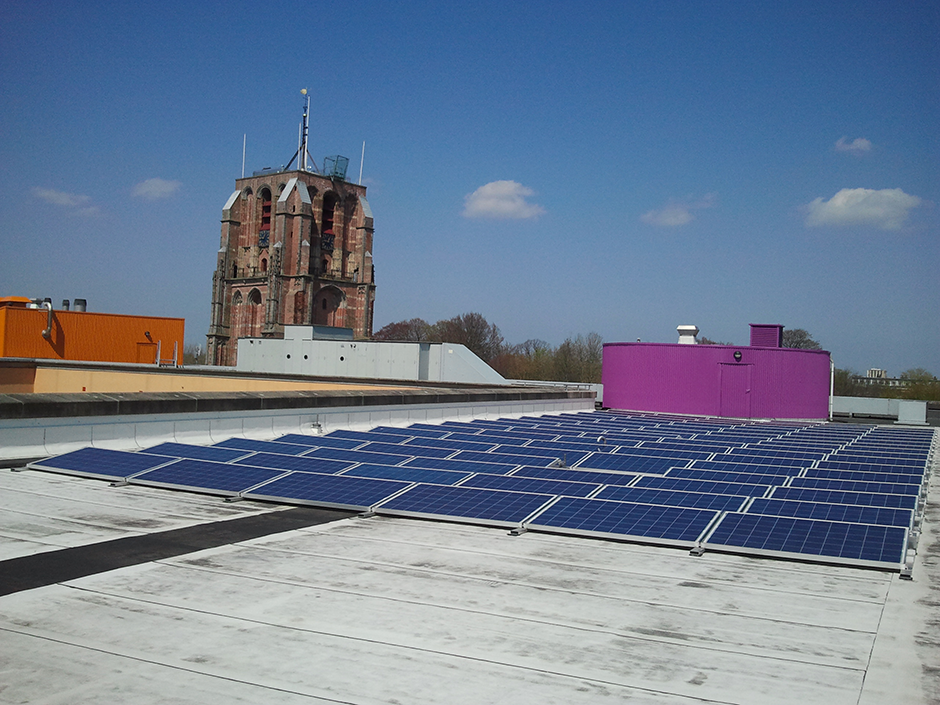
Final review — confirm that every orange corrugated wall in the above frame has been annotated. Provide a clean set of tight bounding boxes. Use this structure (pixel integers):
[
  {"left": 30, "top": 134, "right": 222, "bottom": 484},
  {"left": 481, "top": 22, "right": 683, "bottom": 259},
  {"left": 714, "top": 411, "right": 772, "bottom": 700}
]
[{"left": 0, "top": 308, "right": 185, "bottom": 363}]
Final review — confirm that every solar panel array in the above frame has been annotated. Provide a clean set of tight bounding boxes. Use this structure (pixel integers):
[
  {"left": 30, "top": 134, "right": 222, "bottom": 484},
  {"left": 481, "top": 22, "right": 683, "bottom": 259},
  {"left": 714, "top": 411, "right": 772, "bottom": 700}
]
[{"left": 27, "top": 410, "right": 935, "bottom": 571}]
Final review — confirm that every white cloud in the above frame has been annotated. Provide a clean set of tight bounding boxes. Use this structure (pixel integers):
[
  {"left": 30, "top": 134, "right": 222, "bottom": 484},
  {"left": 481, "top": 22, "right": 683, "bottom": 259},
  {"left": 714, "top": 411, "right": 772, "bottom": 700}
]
[
  {"left": 834, "top": 136, "right": 872, "bottom": 156},
  {"left": 804, "top": 188, "right": 921, "bottom": 230},
  {"left": 132, "top": 177, "right": 182, "bottom": 200},
  {"left": 462, "top": 180, "right": 545, "bottom": 219},
  {"left": 32, "top": 187, "right": 90, "bottom": 207},
  {"left": 640, "top": 193, "right": 716, "bottom": 227}
]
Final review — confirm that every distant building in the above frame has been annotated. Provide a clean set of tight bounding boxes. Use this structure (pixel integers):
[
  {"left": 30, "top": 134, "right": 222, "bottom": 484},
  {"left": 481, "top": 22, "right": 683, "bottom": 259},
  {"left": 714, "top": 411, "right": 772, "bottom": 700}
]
[
  {"left": 206, "top": 97, "right": 376, "bottom": 367},
  {"left": 854, "top": 368, "right": 910, "bottom": 389}
]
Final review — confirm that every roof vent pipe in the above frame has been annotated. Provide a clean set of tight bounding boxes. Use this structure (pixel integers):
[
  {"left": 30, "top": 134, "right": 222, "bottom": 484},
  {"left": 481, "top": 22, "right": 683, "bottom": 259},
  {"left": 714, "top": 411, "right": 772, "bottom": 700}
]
[
  {"left": 677, "top": 325, "right": 699, "bottom": 345},
  {"left": 61, "top": 299, "right": 70, "bottom": 311},
  {"left": 41, "top": 300, "right": 53, "bottom": 339},
  {"left": 73, "top": 299, "right": 87, "bottom": 312}
]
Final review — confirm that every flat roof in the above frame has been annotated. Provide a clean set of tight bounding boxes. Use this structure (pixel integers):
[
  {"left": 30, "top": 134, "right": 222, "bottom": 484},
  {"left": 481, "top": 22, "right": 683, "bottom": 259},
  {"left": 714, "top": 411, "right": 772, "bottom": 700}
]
[{"left": 1, "top": 416, "right": 938, "bottom": 704}]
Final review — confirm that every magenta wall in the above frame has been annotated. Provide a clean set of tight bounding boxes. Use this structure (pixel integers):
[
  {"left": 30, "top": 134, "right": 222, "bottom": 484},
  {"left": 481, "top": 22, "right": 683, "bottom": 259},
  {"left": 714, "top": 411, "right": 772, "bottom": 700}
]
[{"left": 602, "top": 343, "right": 831, "bottom": 419}]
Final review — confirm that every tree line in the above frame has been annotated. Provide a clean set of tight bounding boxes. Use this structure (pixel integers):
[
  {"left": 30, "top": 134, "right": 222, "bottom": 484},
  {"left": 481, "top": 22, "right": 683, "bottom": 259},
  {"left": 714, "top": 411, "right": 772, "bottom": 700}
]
[{"left": 372, "top": 313, "right": 603, "bottom": 383}]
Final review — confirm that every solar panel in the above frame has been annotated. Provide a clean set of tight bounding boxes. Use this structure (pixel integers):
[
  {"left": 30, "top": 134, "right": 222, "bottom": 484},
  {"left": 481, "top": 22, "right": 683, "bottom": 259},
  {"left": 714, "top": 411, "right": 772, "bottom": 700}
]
[
  {"left": 401, "top": 456, "right": 519, "bottom": 475},
  {"left": 512, "top": 465, "right": 638, "bottom": 486},
  {"left": 243, "top": 471, "right": 411, "bottom": 509},
  {"left": 402, "top": 437, "right": 499, "bottom": 453},
  {"left": 527, "top": 498, "right": 719, "bottom": 543},
  {"left": 213, "top": 437, "right": 313, "bottom": 456},
  {"left": 27, "top": 447, "right": 174, "bottom": 481},
  {"left": 804, "top": 468, "right": 925, "bottom": 485},
  {"left": 576, "top": 453, "right": 689, "bottom": 474},
  {"left": 690, "top": 459, "right": 798, "bottom": 475},
  {"left": 371, "top": 425, "right": 451, "bottom": 439},
  {"left": 705, "top": 513, "right": 907, "bottom": 565},
  {"left": 770, "top": 486, "right": 917, "bottom": 509},
  {"left": 304, "top": 447, "right": 412, "bottom": 466},
  {"left": 664, "top": 467, "right": 791, "bottom": 485},
  {"left": 815, "top": 459, "right": 925, "bottom": 475},
  {"left": 633, "top": 475, "right": 771, "bottom": 497},
  {"left": 340, "top": 463, "right": 471, "bottom": 485},
  {"left": 825, "top": 453, "right": 925, "bottom": 467},
  {"left": 594, "top": 485, "right": 748, "bottom": 512},
  {"left": 610, "top": 447, "right": 712, "bottom": 461},
  {"left": 745, "top": 498, "right": 914, "bottom": 528},
  {"left": 708, "top": 453, "right": 810, "bottom": 468},
  {"left": 273, "top": 434, "right": 365, "bottom": 450},
  {"left": 233, "top": 452, "right": 354, "bottom": 474},
  {"left": 356, "top": 441, "right": 455, "bottom": 459},
  {"left": 449, "top": 450, "right": 557, "bottom": 467},
  {"left": 130, "top": 459, "right": 287, "bottom": 496},
  {"left": 376, "top": 484, "right": 554, "bottom": 525},
  {"left": 459, "top": 473, "right": 601, "bottom": 497},
  {"left": 788, "top": 477, "right": 922, "bottom": 496},
  {"left": 141, "top": 442, "right": 250, "bottom": 463}
]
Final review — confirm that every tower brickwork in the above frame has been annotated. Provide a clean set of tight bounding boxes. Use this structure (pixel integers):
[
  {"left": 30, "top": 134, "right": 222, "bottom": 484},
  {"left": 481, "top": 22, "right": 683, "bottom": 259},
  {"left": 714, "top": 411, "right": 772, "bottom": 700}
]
[{"left": 206, "top": 169, "right": 375, "bottom": 366}]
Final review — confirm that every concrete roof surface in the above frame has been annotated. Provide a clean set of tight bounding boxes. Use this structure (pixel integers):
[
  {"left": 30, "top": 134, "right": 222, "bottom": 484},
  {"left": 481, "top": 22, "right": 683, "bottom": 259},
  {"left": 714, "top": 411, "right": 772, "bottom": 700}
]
[{"left": 1, "top": 465, "right": 938, "bottom": 705}]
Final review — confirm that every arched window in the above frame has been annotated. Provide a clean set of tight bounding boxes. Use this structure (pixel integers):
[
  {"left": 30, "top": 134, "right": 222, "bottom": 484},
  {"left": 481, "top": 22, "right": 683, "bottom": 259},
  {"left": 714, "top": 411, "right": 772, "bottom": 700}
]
[
  {"left": 247, "top": 288, "right": 262, "bottom": 305},
  {"left": 313, "top": 287, "right": 344, "bottom": 327},
  {"left": 258, "top": 188, "right": 272, "bottom": 247},
  {"left": 260, "top": 257, "right": 267, "bottom": 273},
  {"left": 232, "top": 262, "right": 238, "bottom": 278}
]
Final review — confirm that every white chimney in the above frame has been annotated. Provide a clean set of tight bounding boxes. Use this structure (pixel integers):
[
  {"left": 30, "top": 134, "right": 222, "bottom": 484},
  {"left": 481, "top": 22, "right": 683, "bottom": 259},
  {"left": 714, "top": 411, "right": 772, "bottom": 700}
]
[{"left": 677, "top": 325, "right": 699, "bottom": 344}]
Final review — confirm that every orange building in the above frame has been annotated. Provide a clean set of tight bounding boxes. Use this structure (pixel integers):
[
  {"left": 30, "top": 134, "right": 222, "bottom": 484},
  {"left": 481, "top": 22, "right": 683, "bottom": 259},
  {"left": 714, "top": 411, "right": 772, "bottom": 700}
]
[{"left": 0, "top": 297, "right": 185, "bottom": 365}]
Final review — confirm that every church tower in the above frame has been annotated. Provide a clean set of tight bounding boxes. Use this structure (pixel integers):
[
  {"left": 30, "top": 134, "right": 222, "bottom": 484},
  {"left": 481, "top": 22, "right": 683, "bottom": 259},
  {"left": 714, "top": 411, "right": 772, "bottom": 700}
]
[{"left": 206, "top": 94, "right": 375, "bottom": 366}]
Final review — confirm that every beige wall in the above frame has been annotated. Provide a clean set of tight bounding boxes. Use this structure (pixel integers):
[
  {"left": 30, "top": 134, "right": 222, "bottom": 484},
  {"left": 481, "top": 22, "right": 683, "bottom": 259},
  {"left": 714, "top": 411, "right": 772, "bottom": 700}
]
[{"left": 1, "top": 365, "right": 417, "bottom": 394}]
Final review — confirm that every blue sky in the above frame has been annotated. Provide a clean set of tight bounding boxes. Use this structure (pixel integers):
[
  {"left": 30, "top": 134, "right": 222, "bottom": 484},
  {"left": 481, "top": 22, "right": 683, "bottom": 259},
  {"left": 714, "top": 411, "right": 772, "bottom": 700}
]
[{"left": 1, "top": 1, "right": 937, "bottom": 375}]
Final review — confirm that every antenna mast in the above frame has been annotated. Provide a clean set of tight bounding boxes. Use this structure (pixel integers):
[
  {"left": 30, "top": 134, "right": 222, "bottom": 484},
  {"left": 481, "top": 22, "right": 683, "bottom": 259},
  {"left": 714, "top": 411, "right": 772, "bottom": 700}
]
[
  {"left": 359, "top": 141, "right": 365, "bottom": 185},
  {"left": 284, "top": 88, "right": 318, "bottom": 173}
]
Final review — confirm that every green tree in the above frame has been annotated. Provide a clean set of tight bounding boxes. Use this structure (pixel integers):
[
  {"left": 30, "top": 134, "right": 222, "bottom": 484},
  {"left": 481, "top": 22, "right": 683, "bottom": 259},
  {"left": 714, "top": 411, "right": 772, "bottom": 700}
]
[
  {"left": 373, "top": 318, "right": 432, "bottom": 342},
  {"left": 782, "top": 328, "right": 822, "bottom": 350}
]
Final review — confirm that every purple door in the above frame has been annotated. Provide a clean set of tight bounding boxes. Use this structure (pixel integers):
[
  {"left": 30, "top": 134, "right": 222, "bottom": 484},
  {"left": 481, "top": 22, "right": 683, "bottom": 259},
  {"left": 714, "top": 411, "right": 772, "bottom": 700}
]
[{"left": 719, "top": 364, "right": 751, "bottom": 418}]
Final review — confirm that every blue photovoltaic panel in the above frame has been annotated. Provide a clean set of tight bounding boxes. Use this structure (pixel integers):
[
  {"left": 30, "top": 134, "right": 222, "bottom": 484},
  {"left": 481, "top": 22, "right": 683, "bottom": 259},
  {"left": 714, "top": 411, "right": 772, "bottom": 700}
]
[
  {"left": 788, "top": 477, "right": 921, "bottom": 496},
  {"left": 141, "top": 442, "right": 249, "bottom": 463},
  {"left": 708, "top": 453, "right": 810, "bottom": 468},
  {"left": 460, "top": 473, "right": 601, "bottom": 497},
  {"left": 492, "top": 445, "right": 589, "bottom": 465},
  {"left": 825, "top": 453, "right": 924, "bottom": 467},
  {"left": 213, "top": 437, "right": 313, "bottom": 456},
  {"left": 356, "top": 441, "right": 454, "bottom": 459},
  {"left": 529, "top": 497, "right": 718, "bottom": 542},
  {"left": 706, "top": 513, "right": 907, "bottom": 564},
  {"left": 477, "top": 429, "right": 561, "bottom": 441},
  {"left": 816, "top": 460, "right": 924, "bottom": 475},
  {"left": 372, "top": 425, "right": 451, "bottom": 439},
  {"left": 377, "top": 484, "right": 554, "bottom": 524},
  {"left": 402, "top": 437, "right": 499, "bottom": 453},
  {"left": 401, "top": 456, "right": 518, "bottom": 475},
  {"left": 577, "top": 453, "right": 689, "bottom": 474},
  {"left": 745, "top": 498, "right": 913, "bottom": 528},
  {"left": 440, "top": 432, "right": 502, "bottom": 444},
  {"left": 726, "top": 448, "right": 824, "bottom": 462},
  {"left": 450, "top": 450, "right": 557, "bottom": 467},
  {"left": 304, "top": 446, "right": 412, "bottom": 466},
  {"left": 233, "top": 452, "right": 354, "bottom": 474},
  {"left": 594, "top": 485, "right": 748, "bottom": 512},
  {"left": 804, "top": 468, "right": 924, "bottom": 485},
  {"left": 525, "top": 439, "right": 619, "bottom": 454},
  {"left": 130, "top": 459, "right": 286, "bottom": 495},
  {"left": 340, "top": 463, "right": 471, "bottom": 485},
  {"left": 244, "top": 471, "right": 410, "bottom": 509},
  {"left": 611, "top": 447, "right": 712, "bottom": 461},
  {"left": 690, "top": 459, "right": 798, "bottom": 475},
  {"left": 664, "top": 467, "right": 791, "bottom": 485},
  {"left": 770, "top": 486, "right": 917, "bottom": 509},
  {"left": 274, "top": 434, "right": 366, "bottom": 450},
  {"left": 327, "top": 429, "right": 403, "bottom": 443},
  {"left": 513, "top": 465, "right": 637, "bottom": 486},
  {"left": 634, "top": 475, "right": 771, "bottom": 497},
  {"left": 28, "top": 447, "right": 173, "bottom": 480}
]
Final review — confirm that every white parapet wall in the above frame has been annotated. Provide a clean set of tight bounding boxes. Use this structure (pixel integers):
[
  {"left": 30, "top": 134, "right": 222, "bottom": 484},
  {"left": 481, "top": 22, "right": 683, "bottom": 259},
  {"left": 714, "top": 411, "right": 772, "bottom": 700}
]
[
  {"left": 831, "top": 396, "right": 928, "bottom": 425},
  {"left": 237, "top": 328, "right": 509, "bottom": 385}
]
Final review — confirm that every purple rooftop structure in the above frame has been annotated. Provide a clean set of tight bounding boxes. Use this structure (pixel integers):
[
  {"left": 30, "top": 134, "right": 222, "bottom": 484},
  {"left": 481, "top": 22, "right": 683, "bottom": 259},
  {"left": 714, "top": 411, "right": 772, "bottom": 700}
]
[{"left": 602, "top": 324, "right": 832, "bottom": 420}]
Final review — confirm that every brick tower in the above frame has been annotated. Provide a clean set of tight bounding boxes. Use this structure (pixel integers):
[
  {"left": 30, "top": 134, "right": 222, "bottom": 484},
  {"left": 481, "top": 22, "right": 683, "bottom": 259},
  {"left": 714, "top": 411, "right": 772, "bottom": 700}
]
[{"left": 206, "top": 94, "right": 375, "bottom": 366}]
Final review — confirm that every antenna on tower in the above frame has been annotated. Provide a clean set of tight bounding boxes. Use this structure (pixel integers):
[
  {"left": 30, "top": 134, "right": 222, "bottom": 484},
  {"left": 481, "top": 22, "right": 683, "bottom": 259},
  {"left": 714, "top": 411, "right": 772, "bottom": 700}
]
[
  {"left": 241, "top": 134, "right": 246, "bottom": 178},
  {"left": 359, "top": 141, "right": 365, "bottom": 185},
  {"left": 285, "top": 88, "right": 319, "bottom": 173}
]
